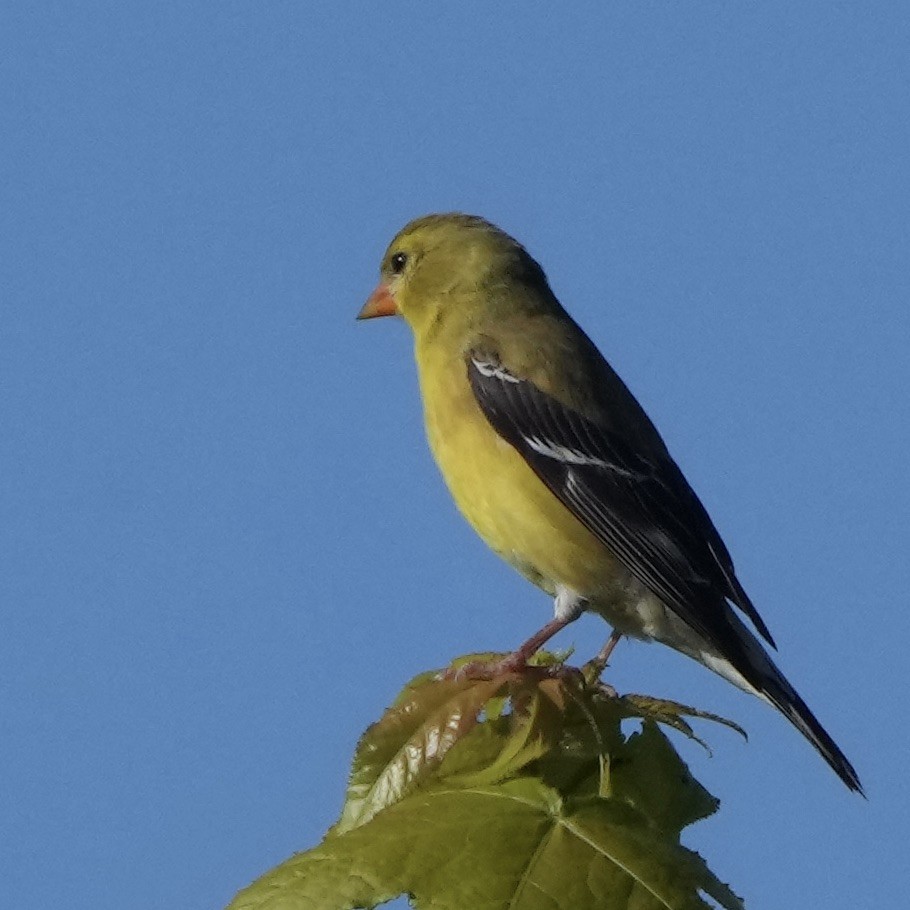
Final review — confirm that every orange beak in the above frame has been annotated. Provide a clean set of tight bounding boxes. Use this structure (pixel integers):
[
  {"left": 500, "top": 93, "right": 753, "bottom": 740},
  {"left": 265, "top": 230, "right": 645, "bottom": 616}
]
[{"left": 357, "top": 283, "right": 399, "bottom": 320}]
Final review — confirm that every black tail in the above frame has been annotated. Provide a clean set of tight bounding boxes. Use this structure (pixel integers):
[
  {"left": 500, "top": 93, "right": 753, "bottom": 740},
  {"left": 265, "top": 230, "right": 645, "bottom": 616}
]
[
  {"left": 711, "top": 608, "right": 865, "bottom": 794},
  {"left": 760, "top": 671, "right": 864, "bottom": 795}
]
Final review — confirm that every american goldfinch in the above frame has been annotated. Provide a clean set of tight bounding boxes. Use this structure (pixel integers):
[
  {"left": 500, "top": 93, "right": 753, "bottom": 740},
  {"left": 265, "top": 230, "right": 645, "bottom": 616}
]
[{"left": 358, "top": 212, "right": 862, "bottom": 793}]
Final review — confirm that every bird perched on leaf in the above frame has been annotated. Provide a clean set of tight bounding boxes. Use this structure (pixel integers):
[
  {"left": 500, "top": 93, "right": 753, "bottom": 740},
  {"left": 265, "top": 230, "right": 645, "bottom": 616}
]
[{"left": 357, "top": 212, "right": 862, "bottom": 793}]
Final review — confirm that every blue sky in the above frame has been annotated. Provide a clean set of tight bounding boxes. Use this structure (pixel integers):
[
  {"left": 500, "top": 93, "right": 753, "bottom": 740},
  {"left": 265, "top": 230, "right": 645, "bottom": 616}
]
[{"left": 2, "top": 3, "right": 907, "bottom": 908}]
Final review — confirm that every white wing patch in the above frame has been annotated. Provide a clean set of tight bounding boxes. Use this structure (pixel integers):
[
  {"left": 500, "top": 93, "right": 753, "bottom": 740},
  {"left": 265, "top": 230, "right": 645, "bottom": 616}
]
[
  {"left": 525, "top": 435, "right": 608, "bottom": 466},
  {"left": 470, "top": 356, "right": 520, "bottom": 383},
  {"left": 530, "top": 437, "right": 643, "bottom": 481}
]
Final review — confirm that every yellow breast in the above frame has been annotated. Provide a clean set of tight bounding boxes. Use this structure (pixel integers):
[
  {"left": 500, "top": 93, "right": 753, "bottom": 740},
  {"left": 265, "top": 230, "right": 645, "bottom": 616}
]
[{"left": 415, "top": 344, "right": 626, "bottom": 603}]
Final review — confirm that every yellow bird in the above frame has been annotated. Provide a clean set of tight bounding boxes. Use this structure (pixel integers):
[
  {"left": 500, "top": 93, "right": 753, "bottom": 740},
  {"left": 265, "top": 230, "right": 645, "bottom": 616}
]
[{"left": 358, "top": 212, "right": 861, "bottom": 793}]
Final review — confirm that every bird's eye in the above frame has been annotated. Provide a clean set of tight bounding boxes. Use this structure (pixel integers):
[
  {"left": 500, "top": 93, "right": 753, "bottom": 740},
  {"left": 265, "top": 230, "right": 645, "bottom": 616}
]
[{"left": 389, "top": 252, "right": 408, "bottom": 274}]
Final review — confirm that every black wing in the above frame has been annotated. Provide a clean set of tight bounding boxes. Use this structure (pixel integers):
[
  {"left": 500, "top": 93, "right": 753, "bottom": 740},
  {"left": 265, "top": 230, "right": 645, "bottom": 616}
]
[{"left": 466, "top": 351, "right": 776, "bottom": 651}]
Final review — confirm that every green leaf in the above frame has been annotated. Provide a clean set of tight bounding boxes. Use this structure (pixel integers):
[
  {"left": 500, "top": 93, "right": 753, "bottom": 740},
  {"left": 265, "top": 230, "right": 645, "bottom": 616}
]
[
  {"left": 229, "top": 656, "right": 745, "bottom": 910},
  {"left": 331, "top": 675, "right": 505, "bottom": 834},
  {"left": 618, "top": 694, "right": 748, "bottom": 751},
  {"left": 230, "top": 781, "right": 741, "bottom": 910},
  {"left": 605, "top": 721, "right": 719, "bottom": 833},
  {"left": 440, "top": 674, "right": 568, "bottom": 787}
]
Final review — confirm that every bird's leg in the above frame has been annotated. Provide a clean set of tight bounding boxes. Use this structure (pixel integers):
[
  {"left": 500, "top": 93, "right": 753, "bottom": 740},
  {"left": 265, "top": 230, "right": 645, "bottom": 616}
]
[
  {"left": 492, "top": 586, "right": 586, "bottom": 672},
  {"left": 444, "top": 614, "right": 578, "bottom": 680},
  {"left": 585, "top": 629, "right": 623, "bottom": 680},
  {"left": 445, "top": 588, "right": 585, "bottom": 679},
  {"left": 497, "top": 613, "right": 579, "bottom": 672},
  {"left": 596, "top": 628, "right": 623, "bottom": 666}
]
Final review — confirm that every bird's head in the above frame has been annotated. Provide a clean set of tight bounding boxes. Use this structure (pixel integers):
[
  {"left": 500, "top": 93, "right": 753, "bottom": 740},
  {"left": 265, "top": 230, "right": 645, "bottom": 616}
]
[{"left": 358, "top": 213, "right": 552, "bottom": 338}]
